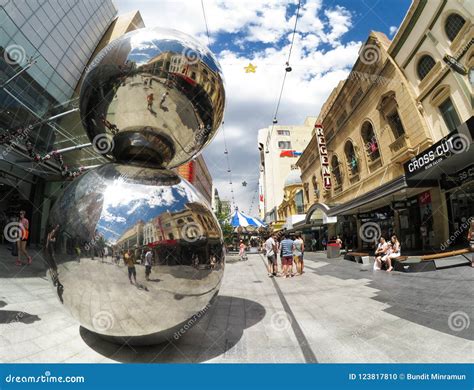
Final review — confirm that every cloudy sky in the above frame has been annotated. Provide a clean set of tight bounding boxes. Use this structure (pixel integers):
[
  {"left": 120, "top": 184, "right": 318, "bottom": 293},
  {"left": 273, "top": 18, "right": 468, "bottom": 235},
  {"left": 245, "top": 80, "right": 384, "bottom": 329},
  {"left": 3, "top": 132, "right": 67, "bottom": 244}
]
[{"left": 114, "top": 0, "right": 410, "bottom": 216}]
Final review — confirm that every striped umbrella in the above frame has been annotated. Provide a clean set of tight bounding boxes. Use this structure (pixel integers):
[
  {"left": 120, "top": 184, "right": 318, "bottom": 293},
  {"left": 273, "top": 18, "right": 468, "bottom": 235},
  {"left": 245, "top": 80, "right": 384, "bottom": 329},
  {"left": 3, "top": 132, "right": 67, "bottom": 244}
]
[{"left": 229, "top": 208, "right": 265, "bottom": 228}]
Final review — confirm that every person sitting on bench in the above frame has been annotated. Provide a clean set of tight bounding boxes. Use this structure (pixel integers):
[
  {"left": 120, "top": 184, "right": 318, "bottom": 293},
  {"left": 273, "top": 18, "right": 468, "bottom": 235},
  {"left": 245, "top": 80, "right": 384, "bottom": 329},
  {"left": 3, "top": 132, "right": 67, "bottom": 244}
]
[
  {"left": 382, "top": 235, "right": 401, "bottom": 272},
  {"left": 374, "top": 237, "right": 388, "bottom": 270}
]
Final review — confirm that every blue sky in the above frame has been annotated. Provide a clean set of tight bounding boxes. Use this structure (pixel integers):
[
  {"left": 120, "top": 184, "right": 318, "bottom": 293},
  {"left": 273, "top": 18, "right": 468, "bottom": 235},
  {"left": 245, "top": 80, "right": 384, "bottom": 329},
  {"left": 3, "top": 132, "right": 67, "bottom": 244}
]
[{"left": 114, "top": 0, "right": 411, "bottom": 215}]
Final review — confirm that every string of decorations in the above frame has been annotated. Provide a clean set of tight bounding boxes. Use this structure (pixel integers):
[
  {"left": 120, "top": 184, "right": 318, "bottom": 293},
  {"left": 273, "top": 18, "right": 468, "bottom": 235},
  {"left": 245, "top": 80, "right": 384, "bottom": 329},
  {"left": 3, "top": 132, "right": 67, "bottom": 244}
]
[
  {"left": 0, "top": 127, "right": 84, "bottom": 178},
  {"left": 201, "top": 0, "right": 236, "bottom": 210}
]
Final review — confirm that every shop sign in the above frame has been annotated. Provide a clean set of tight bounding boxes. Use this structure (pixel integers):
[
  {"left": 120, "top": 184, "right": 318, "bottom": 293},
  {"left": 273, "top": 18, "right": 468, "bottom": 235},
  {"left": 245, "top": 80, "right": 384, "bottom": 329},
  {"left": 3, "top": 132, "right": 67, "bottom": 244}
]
[
  {"left": 443, "top": 54, "right": 467, "bottom": 75},
  {"left": 418, "top": 191, "right": 431, "bottom": 205},
  {"left": 403, "top": 130, "right": 465, "bottom": 177},
  {"left": 314, "top": 124, "right": 331, "bottom": 189},
  {"left": 441, "top": 164, "right": 474, "bottom": 189}
]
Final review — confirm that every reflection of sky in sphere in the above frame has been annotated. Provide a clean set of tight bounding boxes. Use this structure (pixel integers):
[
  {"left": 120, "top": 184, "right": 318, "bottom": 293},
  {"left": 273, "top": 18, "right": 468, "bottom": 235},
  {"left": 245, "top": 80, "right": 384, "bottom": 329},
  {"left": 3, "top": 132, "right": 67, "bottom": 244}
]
[
  {"left": 127, "top": 27, "right": 221, "bottom": 73},
  {"left": 96, "top": 178, "right": 201, "bottom": 243}
]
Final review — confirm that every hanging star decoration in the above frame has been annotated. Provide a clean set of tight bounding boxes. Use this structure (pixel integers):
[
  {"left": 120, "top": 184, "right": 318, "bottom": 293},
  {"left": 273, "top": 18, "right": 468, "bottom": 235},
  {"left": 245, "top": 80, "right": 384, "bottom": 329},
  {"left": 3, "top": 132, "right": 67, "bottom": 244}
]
[
  {"left": 244, "top": 63, "right": 257, "bottom": 73},
  {"left": 242, "top": 181, "right": 247, "bottom": 187}
]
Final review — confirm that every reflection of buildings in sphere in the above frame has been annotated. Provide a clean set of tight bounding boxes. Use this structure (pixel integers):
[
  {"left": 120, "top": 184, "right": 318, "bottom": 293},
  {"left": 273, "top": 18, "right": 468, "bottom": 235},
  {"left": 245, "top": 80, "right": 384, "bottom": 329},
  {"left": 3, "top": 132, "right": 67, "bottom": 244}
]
[
  {"left": 47, "top": 163, "right": 224, "bottom": 344},
  {"left": 80, "top": 27, "right": 225, "bottom": 168}
]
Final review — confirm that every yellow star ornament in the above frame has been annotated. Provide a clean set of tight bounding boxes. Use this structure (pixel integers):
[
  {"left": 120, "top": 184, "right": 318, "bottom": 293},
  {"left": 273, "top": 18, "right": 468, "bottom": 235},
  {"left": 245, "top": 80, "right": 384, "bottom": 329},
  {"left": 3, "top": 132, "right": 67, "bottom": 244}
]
[{"left": 244, "top": 63, "right": 257, "bottom": 73}]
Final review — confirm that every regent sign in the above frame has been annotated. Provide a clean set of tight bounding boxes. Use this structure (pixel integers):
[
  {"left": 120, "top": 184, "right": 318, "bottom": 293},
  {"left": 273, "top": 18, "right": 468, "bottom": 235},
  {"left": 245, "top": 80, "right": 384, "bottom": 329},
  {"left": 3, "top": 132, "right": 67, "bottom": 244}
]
[{"left": 314, "top": 124, "right": 331, "bottom": 189}]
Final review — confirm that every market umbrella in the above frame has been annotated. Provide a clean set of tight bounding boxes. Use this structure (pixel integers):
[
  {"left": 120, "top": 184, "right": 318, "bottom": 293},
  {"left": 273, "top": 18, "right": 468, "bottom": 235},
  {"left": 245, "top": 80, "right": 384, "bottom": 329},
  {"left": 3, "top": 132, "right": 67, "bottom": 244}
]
[{"left": 229, "top": 208, "right": 265, "bottom": 228}]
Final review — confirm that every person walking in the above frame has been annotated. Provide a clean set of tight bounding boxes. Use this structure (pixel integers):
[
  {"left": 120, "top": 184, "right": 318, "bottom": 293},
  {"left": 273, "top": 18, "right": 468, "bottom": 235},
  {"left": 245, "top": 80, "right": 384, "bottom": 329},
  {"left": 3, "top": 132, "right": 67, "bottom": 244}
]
[
  {"left": 239, "top": 240, "right": 247, "bottom": 261},
  {"left": 264, "top": 234, "right": 277, "bottom": 277},
  {"left": 280, "top": 234, "right": 294, "bottom": 278},
  {"left": 159, "top": 91, "right": 169, "bottom": 109},
  {"left": 124, "top": 250, "right": 137, "bottom": 284},
  {"left": 16, "top": 210, "right": 32, "bottom": 266},
  {"left": 145, "top": 249, "right": 153, "bottom": 280},
  {"left": 293, "top": 234, "right": 305, "bottom": 275},
  {"left": 147, "top": 93, "right": 154, "bottom": 111}
]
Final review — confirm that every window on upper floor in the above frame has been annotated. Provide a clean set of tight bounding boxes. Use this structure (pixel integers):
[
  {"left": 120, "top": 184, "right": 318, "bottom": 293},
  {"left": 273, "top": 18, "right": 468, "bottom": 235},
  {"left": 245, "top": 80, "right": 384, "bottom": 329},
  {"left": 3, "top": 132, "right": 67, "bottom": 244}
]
[
  {"left": 387, "top": 111, "right": 406, "bottom": 139},
  {"left": 277, "top": 130, "right": 290, "bottom": 136},
  {"left": 361, "top": 121, "right": 380, "bottom": 161},
  {"left": 344, "top": 141, "right": 359, "bottom": 175},
  {"left": 438, "top": 97, "right": 461, "bottom": 132},
  {"left": 417, "top": 55, "right": 436, "bottom": 80},
  {"left": 445, "top": 13, "right": 466, "bottom": 41},
  {"left": 278, "top": 141, "right": 292, "bottom": 149},
  {"left": 331, "top": 155, "right": 342, "bottom": 186}
]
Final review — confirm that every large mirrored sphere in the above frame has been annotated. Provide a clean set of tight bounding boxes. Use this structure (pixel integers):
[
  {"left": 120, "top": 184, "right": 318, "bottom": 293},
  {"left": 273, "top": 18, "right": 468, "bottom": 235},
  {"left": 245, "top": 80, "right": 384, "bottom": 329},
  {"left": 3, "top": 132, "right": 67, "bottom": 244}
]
[
  {"left": 46, "top": 163, "right": 225, "bottom": 345},
  {"left": 79, "top": 27, "right": 225, "bottom": 168}
]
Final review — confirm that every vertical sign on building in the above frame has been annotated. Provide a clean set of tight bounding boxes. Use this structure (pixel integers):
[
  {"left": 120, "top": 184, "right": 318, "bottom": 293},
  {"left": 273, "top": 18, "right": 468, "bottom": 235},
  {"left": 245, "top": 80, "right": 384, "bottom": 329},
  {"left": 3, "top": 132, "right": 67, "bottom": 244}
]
[{"left": 314, "top": 124, "right": 332, "bottom": 189}]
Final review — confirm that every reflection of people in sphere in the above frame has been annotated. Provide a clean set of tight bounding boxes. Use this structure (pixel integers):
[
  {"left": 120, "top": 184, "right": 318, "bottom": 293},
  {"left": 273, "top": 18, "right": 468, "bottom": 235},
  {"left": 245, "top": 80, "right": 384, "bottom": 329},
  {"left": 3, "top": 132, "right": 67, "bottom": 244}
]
[
  {"left": 468, "top": 219, "right": 474, "bottom": 268},
  {"left": 145, "top": 249, "right": 153, "bottom": 281},
  {"left": 124, "top": 250, "right": 137, "bottom": 284},
  {"left": 147, "top": 93, "right": 154, "bottom": 110},
  {"left": 160, "top": 92, "right": 169, "bottom": 109},
  {"left": 17, "top": 210, "right": 32, "bottom": 266}
]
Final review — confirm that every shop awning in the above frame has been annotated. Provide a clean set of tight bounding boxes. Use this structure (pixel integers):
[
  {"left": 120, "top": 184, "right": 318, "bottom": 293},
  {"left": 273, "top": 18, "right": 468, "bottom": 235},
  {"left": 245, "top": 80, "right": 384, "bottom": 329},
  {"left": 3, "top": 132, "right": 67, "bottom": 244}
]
[{"left": 403, "top": 116, "right": 474, "bottom": 185}]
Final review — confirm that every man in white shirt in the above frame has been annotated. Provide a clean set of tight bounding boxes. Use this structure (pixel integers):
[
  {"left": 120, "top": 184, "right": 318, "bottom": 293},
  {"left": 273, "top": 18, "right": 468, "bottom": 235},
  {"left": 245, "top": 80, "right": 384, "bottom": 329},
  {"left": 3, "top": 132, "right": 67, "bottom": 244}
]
[
  {"left": 264, "top": 235, "right": 278, "bottom": 277},
  {"left": 145, "top": 249, "right": 153, "bottom": 281}
]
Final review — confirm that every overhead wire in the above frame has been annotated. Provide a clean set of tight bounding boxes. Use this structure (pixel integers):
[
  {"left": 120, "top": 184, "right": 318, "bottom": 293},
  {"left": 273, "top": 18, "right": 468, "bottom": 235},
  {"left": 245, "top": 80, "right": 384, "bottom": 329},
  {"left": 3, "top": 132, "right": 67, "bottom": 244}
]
[{"left": 201, "top": 0, "right": 235, "bottom": 211}]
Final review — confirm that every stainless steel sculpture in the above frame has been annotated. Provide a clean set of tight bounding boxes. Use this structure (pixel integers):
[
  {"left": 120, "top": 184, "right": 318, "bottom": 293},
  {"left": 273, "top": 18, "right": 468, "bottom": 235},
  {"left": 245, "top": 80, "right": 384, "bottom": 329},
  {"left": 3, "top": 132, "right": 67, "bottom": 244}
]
[{"left": 46, "top": 27, "right": 225, "bottom": 345}]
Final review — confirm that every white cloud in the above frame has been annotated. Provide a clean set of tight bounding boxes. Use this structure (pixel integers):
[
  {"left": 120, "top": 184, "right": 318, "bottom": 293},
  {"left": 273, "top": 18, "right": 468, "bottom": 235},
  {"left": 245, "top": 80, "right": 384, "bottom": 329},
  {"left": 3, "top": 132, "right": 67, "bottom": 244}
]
[
  {"left": 389, "top": 26, "right": 398, "bottom": 36},
  {"left": 114, "top": 0, "right": 361, "bottom": 215}
]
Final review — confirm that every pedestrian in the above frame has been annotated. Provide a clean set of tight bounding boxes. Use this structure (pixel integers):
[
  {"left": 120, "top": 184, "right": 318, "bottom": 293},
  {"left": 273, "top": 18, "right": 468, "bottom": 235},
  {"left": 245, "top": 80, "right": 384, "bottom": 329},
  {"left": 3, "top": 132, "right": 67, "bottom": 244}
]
[
  {"left": 280, "top": 233, "right": 294, "bottom": 278},
  {"left": 16, "top": 210, "right": 32, "bottom": 266},
  {"left": 124, "top": 250, "right": 137, "bottom": 284},
  {"left": 311, "top": 237, "right": 317, "bottom": 251},
  {"left": 293, "top": 234, "right": 305, "bottom": 275},
  {"left": 336, "top": 235, "right": 343, "bottom": 248},
  {"left": 322, "top": 236, "right": 327, "bottom": 251},
  {"left": 145, "top": 249, "right": 153, "bottom": 280},
  {"left": 239, "top": 240, "right": 247, "bottom": 261},
  {"left": 264, "top": 234, "right": 278, "bottom": 277},
  {"left": 147, "top": 93, "right": 154, "bottom": 110},
  {"left": 159, "top": 91, "right": 169, "bottom": 109},
  {"left": 468, "top": 219, "right": 474, "bottom": 268}
]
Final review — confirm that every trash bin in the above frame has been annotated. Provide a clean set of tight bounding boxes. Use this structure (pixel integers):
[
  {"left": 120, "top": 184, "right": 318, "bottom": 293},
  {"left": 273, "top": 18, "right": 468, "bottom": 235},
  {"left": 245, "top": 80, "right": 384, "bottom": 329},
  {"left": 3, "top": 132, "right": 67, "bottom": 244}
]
[{"left": 327, "top": 242, "right": 340, "bottom": 259}]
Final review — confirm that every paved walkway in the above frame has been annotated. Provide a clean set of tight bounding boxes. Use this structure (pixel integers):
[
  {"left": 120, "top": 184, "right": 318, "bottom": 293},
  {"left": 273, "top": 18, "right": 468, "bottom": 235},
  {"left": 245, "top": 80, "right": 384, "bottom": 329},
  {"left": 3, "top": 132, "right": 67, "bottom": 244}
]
[{"left": 0, "top": 249, "right": 472, "bottom": 363}]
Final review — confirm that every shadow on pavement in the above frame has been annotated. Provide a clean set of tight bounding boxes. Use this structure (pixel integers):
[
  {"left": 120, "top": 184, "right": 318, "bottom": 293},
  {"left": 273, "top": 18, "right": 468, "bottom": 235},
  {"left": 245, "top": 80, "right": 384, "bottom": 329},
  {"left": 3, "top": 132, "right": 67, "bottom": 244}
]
[{"left": 79, "top": 295, "right": 265, "bottom": 363}]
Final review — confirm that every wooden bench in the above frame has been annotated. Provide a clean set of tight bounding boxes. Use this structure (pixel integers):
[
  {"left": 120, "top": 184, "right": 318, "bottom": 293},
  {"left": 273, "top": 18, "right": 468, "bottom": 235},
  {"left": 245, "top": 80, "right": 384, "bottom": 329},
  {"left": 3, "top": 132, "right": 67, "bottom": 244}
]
[
  {"left": 396, "top": 249, "right": 469, "bottom": 262},
  {"left": 344, "top": 252, "right": 370, "bottom": 264}
]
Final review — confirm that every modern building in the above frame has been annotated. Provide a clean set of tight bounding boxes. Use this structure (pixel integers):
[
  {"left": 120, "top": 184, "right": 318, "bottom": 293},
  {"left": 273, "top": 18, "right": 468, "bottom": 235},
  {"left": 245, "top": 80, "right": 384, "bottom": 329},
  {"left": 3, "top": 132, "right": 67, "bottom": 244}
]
[
  {"left": 258, "top": 116, "right": 315, "bottom": 225},
  {"left": 0, "top": 1, "right": 145, "bottom": 245}
]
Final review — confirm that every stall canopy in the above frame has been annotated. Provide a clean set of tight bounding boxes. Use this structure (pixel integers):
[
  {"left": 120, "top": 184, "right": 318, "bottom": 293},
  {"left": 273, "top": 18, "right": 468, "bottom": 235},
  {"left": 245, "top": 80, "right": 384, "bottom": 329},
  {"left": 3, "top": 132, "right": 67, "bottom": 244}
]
[{"left": 230, "top": 209, "right": 266, "bottom": 228}]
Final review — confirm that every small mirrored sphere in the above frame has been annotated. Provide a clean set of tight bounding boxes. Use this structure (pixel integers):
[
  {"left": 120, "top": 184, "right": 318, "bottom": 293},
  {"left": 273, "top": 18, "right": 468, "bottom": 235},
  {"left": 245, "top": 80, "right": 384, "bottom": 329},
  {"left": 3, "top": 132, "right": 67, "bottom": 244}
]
[
  {"left": 79, "top": 27, "right": 225, "bottom": 168},
  {"left": 46, "top": 163, "right": 225, "bottom": 345}
]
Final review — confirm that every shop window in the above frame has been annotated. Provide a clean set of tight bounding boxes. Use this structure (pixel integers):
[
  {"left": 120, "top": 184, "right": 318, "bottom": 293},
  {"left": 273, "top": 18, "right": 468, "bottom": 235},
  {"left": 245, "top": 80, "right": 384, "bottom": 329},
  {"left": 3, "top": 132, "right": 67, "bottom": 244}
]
[
  {"left": 445, "top": 13, "right": 466, "bottom": 41},
  {"left": 361, "top": 121, "right": 380, "bottom": 161},
  {"left": 344, "top": 141, "right": 359, "bottom": 175},
  {"left": 438, "top": 97, "right": 461, "bottom": 131},
  {"left": 417, "top": 55, "right": 436, "bottom": 80},
  {"left": 387, "top": 111, "right": 405, "bottom": 139},
  {"left": 331, "top": 155, "right": 342, "bottom": 186},
  {"left": 278, "top": 140, "right": 292, "bottom": 149}
]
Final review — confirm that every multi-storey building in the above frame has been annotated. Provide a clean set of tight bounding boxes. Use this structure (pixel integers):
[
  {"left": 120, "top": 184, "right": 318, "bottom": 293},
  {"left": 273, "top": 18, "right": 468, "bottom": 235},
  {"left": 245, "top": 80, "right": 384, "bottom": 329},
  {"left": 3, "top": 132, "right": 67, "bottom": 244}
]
[{"left": 258, "top": 116, "right": 315, "bottom": 226}]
